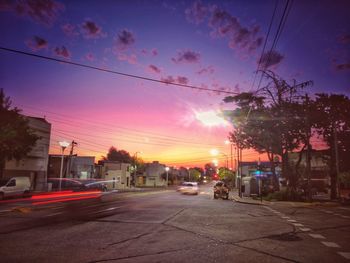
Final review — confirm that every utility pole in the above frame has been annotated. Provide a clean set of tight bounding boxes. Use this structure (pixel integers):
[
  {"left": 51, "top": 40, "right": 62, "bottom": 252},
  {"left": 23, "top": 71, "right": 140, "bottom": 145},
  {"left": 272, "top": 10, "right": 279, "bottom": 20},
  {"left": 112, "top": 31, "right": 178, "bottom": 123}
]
[
  {"left": 67, "top": 140, "right": 78, "bottom": 178},
  {"left": 334, "top": 126, "right": 340, "bottom": 199},
  {"left": 237, "top": 145, "right": 242, "bottom": 197},
  {"left": 305, "top": 94, "right": 312, "bottom": 201}
]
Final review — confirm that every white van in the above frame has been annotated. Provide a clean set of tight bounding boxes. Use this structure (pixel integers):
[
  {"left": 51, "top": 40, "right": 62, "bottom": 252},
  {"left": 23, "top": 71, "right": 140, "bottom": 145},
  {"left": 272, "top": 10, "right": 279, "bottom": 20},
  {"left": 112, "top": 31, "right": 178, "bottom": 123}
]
[{"left": 0, "top": 177, "right": 31, "bottom": 200}]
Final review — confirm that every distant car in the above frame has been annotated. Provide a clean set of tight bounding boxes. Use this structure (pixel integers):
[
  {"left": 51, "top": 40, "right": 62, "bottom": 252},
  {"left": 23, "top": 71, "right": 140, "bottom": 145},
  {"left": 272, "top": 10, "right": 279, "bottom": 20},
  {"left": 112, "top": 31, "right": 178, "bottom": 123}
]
[
  {"left": 213, "top": 181, "right": 230, "bottom": 200},
  {"left": 79, "top": 179, "right": 108, "bottom": 192},
  {"left": 178, "top": 182, "right": 199, "bottom": 195},
  {"left": 0, "top": 177, "right": 31, "bottom": 200}
]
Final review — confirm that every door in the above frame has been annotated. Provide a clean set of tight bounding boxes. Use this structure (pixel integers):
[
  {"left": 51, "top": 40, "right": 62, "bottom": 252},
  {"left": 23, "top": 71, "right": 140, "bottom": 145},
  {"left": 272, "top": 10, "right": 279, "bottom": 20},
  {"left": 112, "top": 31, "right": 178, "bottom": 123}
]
[{"left": 4, "top": 179, "right": 17, "bottom": 197}]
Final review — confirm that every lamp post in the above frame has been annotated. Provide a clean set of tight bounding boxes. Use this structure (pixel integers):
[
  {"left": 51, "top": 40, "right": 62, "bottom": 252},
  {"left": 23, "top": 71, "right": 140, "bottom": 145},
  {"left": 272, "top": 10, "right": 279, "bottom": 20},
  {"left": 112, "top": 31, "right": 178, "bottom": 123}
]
[
  {"left": 210, "top": 148, "right": 228, "bottom": 169},
  {"left": 225, "top": 139, "right": 233, "bottom": 170},
  {"left": 186, "top": 167, "right": 190, "bottom": 181},
  {"left": 58, "top": 141, "right": 70, "bottom": 191},
  {"left": 165, "top": 167, "right": 169, "bottom": 187}
]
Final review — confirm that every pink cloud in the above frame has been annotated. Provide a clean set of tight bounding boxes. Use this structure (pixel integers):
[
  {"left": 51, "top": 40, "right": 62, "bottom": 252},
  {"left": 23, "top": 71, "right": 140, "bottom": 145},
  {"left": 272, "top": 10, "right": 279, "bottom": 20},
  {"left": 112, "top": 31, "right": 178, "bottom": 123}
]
[
  {"left": 148, "top": 64, "right": 161, "bottom": 74},
  {"left": 185, "top": 0, "right": 207, "bottom": 25},
  {"left": 114, "top": 29, "right": 135, "bottom": 51},
  {"left": 13, "top": 0, "right": 64, "bottom": 26},
  {"left": 197, "top": 65, "right": 214, "bottom": 75},
  {"left": 61, "top": 23, "right": 79, "bottom": 37},
  {"left": 172, "top": 49, "right": 201, "bottom": 64},
  {"left": 117, "top": 53, "right": 137, "bottom": 65},
  {"left": 85, "top": 52, "right": 94, "bottom": 61},
  {"left": 53, "top": 45, "right": 71, "bottom": 59},
  {"left": 25, "top": 36, "right": 48, "bottom": 51},
  {"left": 81, "top": 20, "right": 106, "bottom": 39}
]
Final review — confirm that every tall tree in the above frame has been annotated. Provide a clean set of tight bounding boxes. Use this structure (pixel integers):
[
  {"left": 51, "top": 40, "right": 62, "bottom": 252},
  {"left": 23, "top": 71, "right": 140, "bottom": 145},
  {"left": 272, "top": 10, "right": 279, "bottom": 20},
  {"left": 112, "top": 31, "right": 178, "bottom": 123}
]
[
  {"left": 103, "top": 146, "right": 133, "bottom": 163},
  {"left": 313, "top": 93, "right": 350, "bottom": 199},
  {"left": 224, "top": 71, "right": 313, "bottom": 195},
  {"left": 0, "top": 89, "right": 39, "bottom": 178}
]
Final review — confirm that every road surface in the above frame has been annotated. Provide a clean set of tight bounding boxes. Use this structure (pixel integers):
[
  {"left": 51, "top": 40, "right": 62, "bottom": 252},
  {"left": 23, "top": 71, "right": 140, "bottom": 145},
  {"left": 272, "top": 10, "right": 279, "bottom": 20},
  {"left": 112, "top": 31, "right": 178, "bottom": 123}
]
[{"left": 0, "top": 183, "right": 349, "bottom": 262}]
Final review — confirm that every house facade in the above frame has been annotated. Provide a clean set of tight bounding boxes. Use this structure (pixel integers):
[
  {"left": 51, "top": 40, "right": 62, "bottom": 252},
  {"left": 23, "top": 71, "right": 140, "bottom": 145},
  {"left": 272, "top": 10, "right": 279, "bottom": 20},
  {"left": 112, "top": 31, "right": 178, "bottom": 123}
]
[
  {"left": 3, "top": 116, "right": 51, "bottom": 191},
  {"left": 48, "top": 155, "right": 95, "bottom": 179},
  {"left": 97, "top": 161, "right": 131, "bottom": 190},
  {"left": 143, "top": 161, "right": 166, "bottom": 187}
]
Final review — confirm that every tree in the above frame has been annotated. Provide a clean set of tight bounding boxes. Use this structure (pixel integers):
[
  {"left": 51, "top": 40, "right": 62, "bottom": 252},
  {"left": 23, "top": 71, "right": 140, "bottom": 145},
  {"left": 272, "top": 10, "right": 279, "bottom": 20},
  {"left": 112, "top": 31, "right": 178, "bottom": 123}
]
[
  {"left": 218, "top": 167, "right": 235, "bottom": 186},
  {"left": 224, "top": 71, "right": 313, "bottom": 196},
  {"left": 0, "top": 89, "right": 39, "bottom": 178},
  {"left": 313, "top": 93, "right": 350, "bottom": 199},
  {"left": 103, "top": 146, "right": 133, "bottom": 163},
  {"left": 189, "top": 168, "right": 201, "bottom": 181},
  {"left": 204, "top": 163, "right": 216, "bottom": 179}
]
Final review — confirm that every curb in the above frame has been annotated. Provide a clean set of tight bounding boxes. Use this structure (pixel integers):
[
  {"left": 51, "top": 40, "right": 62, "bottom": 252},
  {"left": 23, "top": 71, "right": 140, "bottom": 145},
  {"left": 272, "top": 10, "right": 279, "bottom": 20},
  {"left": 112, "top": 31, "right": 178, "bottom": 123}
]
[{"left": 231, "top": 196, "right": 266, "bottom": 206}]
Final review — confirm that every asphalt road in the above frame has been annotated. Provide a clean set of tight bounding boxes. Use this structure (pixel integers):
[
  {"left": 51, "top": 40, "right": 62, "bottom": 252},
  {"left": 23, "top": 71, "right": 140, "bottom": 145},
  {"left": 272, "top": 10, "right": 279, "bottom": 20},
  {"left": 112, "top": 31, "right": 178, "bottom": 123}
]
[{"left": 0, "top": 183, "right": 349, "bottom": 263}]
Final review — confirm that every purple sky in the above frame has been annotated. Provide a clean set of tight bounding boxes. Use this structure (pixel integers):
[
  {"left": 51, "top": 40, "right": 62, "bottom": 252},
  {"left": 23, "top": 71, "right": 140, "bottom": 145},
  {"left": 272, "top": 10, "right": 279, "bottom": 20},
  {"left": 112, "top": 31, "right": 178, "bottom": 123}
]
[{"left": 0, "top": 0, "right": 349, "bottom": 167}]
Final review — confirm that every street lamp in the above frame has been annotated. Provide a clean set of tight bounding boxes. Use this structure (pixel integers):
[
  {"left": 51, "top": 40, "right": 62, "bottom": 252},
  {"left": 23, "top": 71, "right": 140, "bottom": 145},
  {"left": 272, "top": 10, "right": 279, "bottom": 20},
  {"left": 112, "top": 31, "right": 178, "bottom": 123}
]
[
  {"left": 225, "top": 139, "right": 233, "bottom": 170},
  {"left": 210, "top": 148, "right": 228, "bottom": 169},
  {"left": 186, "top": 167, "right": 190, "bottom": 181},
  {"left": 58, "top": 141, "right": 70, "bottom": 191},
  {"left": 165, "top": 167, "right": 170, "bottom": 187}
]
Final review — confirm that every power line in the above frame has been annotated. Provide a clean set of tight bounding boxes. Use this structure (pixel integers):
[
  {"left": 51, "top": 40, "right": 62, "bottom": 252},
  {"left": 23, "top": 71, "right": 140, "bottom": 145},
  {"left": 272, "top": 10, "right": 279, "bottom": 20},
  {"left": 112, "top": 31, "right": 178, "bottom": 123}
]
[
  {"left": 0, "top": 46, "right": 239, "bottom": 95},
  {"left": 250, "top": 0, "right": 279, "bottom": 92},
  {"left": 22, "top": 105, "right": 229, "bottom": 149}
]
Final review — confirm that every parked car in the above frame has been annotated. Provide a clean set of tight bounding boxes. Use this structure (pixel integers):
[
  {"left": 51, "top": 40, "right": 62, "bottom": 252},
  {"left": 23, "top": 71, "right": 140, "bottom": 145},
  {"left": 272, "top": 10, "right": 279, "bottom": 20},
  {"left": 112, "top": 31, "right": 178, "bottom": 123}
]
[
  {"left": 177, "top": 182, "right": 199, "bottom": 195},
  {"left": 48, "top": 178, "right": 86, "bottom": 191},
  {"left": 213, "top": 181, "right": 230, "bottom": 200},
  {"left": 48, "top": 178, "right": 108, "bottom": 192},
  {"left": 0, "top": 177, "right": 31, "bottom": 200}
]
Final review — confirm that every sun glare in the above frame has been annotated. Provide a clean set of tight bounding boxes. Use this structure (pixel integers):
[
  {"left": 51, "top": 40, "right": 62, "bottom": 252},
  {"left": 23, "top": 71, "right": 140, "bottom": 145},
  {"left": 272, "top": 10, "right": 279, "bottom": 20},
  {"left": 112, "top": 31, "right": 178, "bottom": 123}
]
[{"left": 194, "top": 110, "right": 228, "bottom": 127}]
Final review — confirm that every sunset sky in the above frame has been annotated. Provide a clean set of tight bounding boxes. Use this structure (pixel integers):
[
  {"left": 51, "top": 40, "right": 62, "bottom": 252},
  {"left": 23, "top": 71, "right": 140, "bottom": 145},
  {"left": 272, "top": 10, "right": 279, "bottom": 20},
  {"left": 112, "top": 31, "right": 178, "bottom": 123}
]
[{"left": 1, "top": 0, "right": 349, "bottom": 168}]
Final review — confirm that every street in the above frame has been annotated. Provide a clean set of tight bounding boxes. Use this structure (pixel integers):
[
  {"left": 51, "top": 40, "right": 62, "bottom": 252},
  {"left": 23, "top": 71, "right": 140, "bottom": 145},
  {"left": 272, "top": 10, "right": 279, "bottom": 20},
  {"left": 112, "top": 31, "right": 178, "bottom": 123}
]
[{"left": 0, "top": 184, "right": 350, "bottom": 263}]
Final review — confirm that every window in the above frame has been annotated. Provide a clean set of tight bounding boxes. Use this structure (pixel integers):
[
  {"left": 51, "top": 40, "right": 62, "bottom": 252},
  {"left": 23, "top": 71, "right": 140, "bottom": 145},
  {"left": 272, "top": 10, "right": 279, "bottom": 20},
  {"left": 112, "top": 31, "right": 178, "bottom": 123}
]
[{"left": 7, "top": 179, "right": 16, "bottom": 187}]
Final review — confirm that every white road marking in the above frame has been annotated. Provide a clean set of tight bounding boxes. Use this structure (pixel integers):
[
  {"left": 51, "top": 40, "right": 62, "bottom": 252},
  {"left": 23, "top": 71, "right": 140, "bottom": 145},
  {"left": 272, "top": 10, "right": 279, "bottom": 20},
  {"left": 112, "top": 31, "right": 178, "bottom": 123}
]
[
  {"left": 103, "top": 206, "right": 124, "bottom": 211},
  {"left": 287, "top": 219, "right": 297, "bottom": 222},
  {"left": 309, "top": 234, "right": 326, "bottom": 239},
  {"left": 0, "top": 209, "right": 11, "bottom": 213},
  {"left": 339, "top": 207, "right": 350, "bottom": 211},
  {"left": 321, "top": 241, "right": 340, "bottom": 248},
  {"left": 341, "top": 215, "right": 350, "bottom": 219},
  {"left": 45, "top": 212, "right": 63, "bottom": 217},
  {"left": 281, "top": 216, "right": 290, "bottom": 219},
  {"left": 338, "top": 252, "right": 350, "bottom": 259},
  {"left": 300, "top": 228, "right": 311, "bottom": 232},
  {"left": 293, "top": 223, "right": 304, "bottom": 227}
]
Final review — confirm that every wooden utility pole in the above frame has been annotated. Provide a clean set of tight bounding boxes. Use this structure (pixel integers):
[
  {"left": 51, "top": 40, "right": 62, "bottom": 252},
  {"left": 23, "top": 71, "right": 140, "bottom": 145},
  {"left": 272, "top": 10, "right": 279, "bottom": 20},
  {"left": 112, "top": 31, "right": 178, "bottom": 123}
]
[{"left": 305, "top": 94, "right": 312, "bottom": 201}]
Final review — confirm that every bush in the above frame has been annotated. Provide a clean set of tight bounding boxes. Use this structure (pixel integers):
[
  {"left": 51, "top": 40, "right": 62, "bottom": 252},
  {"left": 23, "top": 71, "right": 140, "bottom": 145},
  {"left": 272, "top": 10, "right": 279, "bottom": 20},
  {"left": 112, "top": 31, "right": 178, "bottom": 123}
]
[{"left": 264, "top": 189, "right": 304, "bottom": 201}]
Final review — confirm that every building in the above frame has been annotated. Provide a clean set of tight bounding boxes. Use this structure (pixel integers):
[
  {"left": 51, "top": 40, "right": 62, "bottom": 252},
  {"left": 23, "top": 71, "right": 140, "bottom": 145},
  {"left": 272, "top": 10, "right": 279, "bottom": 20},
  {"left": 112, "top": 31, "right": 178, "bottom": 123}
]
[
  {"left": 143, "top": 161, "right": 167, "bottom": 187},
  {"left": 97, "top": 160, "right": 131, "bottom": 190},
  {"left": 48, "top": 155, "right": 95, "bottom": 179},
  {"left": 288, "top": 149, "right": 330, "bottom": 191},
  {"left": 3, "top": 116, "right": 51, "bottom": 191}
]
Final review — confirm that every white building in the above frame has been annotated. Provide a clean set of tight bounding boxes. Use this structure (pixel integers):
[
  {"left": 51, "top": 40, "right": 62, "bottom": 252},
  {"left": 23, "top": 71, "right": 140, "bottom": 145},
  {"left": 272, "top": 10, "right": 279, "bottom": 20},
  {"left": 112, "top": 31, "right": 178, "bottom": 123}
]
[
  {"left": 4, "top": 116, "right": 51, "bottom": 191},
  {"left": 97, "top": 161, "right": 131, "bottom": 190},
  {"left": 144, "top": 161, "right": 166, "bottom": 187}
]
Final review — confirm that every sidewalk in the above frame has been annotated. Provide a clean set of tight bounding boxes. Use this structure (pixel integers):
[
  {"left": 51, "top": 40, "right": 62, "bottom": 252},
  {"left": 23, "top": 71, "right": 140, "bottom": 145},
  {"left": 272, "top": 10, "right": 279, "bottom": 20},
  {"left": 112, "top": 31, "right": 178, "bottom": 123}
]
[{"left": 230, "top": 188, "right": 343, "bottom": 207}]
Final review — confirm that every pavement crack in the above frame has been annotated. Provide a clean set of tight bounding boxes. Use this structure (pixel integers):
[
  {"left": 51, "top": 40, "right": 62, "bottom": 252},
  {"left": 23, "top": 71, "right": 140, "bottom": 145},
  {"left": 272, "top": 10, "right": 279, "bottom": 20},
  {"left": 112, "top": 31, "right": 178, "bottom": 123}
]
[
  {"left": 161, "top": 208, "right": 186, "bottom": 224},
  {"left": 163, "top": 222, "right": 299, "bottom": 262},
  {"left": 89, "top": 248, "right": 187, "bottom": 262},
  {"left": 102, "top": 232, "right": 153, "bottom": 250},
  {"left": 233, "top": 243, "right": 300, "bottom": 263}
]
